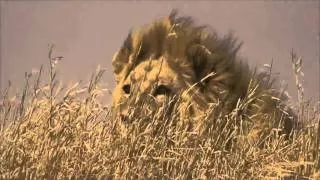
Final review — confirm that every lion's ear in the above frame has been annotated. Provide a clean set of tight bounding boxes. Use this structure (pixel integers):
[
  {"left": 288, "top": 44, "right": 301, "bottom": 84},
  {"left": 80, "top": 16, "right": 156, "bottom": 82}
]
[{"left": 112, "top": 32, "right": 133, "bottom": 83}]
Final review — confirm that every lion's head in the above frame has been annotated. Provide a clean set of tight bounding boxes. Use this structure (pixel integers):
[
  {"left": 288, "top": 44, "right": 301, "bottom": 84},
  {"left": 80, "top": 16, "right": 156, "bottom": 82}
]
[{"left": 110, "top": 10, "right": 295, "bottom": 137}]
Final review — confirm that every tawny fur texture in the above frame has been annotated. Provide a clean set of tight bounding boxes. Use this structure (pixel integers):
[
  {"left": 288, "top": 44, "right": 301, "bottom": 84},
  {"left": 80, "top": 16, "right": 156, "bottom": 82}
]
[{"left": 111, "top": 11, "right": 295, "bottom": 139}]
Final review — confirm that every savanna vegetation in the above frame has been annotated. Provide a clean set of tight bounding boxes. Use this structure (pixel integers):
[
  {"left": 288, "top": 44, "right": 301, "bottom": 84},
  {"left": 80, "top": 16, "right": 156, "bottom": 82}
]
[{"left": 0, "top": 46, "right": 319, "bottom": 179}]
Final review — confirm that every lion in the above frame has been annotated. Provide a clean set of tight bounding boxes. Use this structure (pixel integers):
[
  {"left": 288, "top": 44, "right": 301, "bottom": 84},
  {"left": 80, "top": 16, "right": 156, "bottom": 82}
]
[{"left": 111, "top": 10, "right": 296, "bottom": 142}]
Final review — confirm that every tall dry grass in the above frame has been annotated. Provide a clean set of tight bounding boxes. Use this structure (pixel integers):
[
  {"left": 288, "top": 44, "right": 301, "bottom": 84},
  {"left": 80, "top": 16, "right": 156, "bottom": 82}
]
[{"left": 0, "top": 46, "right": 319, "bottom": 179}]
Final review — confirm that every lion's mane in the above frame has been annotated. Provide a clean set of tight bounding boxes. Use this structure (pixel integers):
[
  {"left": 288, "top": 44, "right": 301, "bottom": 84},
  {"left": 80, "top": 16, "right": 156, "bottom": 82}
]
[{"left": 111, "top": 10, "right": 295, "bottom": 137}]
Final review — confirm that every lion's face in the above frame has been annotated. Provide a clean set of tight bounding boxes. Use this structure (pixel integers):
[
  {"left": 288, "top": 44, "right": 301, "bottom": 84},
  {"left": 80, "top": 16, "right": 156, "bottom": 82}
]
[{"left": 112, "top": 56, "right": 185, "bottom": 120}]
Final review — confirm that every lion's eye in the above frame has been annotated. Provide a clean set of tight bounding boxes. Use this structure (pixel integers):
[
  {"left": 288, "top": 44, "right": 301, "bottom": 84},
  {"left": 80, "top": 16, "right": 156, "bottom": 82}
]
[
  {"left": 122, "top": 84, "right": 131, "bottom": 94},
  {"left": 153, "top": 85, "right": 171, "bottom": 96}
]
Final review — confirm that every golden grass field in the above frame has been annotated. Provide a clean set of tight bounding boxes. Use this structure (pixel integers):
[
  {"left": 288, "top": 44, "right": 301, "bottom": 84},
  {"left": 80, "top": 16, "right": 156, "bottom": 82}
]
[{"left": 0, "top": 47, "right": 319, "bottom": 179}]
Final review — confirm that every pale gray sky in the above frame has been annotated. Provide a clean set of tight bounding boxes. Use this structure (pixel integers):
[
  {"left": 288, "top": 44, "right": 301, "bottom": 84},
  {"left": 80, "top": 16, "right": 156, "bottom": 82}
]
[{"left": 0, "top": 1, "right": 319, "bottom": 103}]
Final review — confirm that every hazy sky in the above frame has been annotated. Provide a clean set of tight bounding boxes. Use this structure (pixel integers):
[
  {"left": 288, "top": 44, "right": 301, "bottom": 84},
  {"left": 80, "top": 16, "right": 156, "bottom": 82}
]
[{"left": 0, "top": 1, "right": 319, "bottom": 103}]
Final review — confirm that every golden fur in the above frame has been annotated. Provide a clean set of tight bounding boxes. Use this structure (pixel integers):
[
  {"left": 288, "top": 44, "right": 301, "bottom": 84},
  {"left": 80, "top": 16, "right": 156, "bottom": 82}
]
[{"left": 111, "top": 10, "right": 295, "bottom": 138}]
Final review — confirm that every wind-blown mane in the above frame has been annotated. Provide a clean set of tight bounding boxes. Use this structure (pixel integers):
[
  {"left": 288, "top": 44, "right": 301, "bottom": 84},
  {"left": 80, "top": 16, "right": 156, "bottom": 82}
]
[
  {"left": 112, "top": 10, "right": 252, "bottom": 111},
  {"left": 111, "top": 10, "right": 295, "bottom": 138}
]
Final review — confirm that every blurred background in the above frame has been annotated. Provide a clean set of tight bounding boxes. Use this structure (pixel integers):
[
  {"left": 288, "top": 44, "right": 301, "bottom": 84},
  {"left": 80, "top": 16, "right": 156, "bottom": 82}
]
[{"left": 0, "top": 1, "right": 319, "bottom": 104}]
